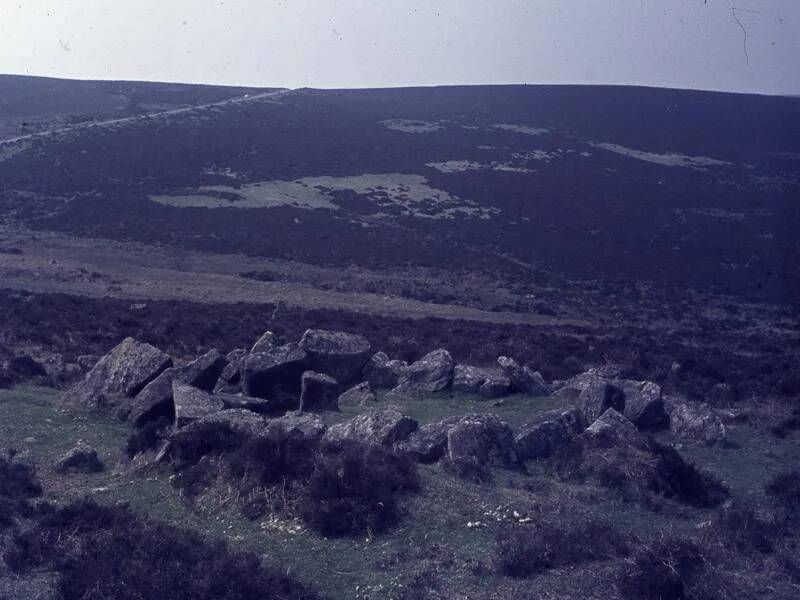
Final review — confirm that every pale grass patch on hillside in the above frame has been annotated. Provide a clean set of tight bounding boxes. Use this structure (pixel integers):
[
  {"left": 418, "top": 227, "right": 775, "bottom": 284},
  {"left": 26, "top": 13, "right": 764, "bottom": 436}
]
[
  {"left": 0, "top": 140, "right": 32, "bottom": 161},
  {"left": 382, "top": 119, "right": 444, "bottom": 133},
  {"left": 151, "top": 173, "right": 497, "bottom": 220},
  {"left": 590, "top": 142, "right": 731, "bottom": 170},
  {"left": 492, "top": 123, "right": 550, "bottom": 136}
]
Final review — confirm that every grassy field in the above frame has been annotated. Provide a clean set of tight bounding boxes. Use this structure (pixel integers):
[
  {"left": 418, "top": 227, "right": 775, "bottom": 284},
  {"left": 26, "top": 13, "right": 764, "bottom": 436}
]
[{"left": 2, "top": 387, "right": 799, "bottom": 599}]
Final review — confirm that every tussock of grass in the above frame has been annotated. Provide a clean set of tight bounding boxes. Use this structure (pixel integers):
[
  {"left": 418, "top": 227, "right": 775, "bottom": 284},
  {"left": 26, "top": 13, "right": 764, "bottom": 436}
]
[
  {"left": 493, "top": 519, "right": 630, "bottom": 578},
  {"left": 765, "top": 470, "right": 800, "bottom": 513},
  {"left": 0, "top": 451, "right": 42, "bottom": 527}
]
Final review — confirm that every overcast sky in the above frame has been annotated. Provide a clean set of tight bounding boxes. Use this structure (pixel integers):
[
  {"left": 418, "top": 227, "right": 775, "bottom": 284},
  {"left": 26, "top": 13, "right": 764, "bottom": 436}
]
[{"left": 1, "top": 1, "right": 797, "bottom": 95}]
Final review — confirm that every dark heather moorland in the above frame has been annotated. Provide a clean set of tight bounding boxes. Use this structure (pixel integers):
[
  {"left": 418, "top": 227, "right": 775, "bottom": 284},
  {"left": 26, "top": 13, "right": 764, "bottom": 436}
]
[{"left": 1, "top": 75, "right": 799, "bottom": 600}]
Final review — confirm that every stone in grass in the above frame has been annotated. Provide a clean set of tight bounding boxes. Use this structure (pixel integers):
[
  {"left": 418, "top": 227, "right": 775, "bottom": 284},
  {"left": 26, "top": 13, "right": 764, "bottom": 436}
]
[
  {"left": 240, "top": 343, "right": 308, "bottom": 407},
  {"left": 325, "top": 409, "right": 418, "bottom": 447},
  {"left": 363, "top": 352, "right": 408, "bottom": 390},
  {"left": 53, "top": 443, "right": 104, "bottom": 474},
  {"left": 394, "top": 349, "right": 455, "bottom": 394},
  {"left": 172, "top": 383, "right": 225, "bottom": 428},
  {"left": 447, "top": 414, "right": 519, "bottom": 469},
  {"left": 670, "top": 402, "right": 727, "bottom": 445},
  {"left": 299, "top": 329, "right": 372, "bottom": 385},
  {"left": 178, "top": 349, "right": 228, "bottom": 392},
  {"left": 338, "top": 382, "right": 377, "bottom": 406},
  {"left": 299, "top": 371, "right": 340, "bottom": 412},
  {"left": 214, "top": 348, "right": 248, "bottom": 394},
  {"left": 515, "top": 408, "right": 585, "bottom": 460},
  {"left": 250, "top": 330, "right": 277, "bottom": 354},
  {"left": 497, "top": 357, "right": 550, "bottom": 396},
  {"left": 397, "top": 416, "right": 463, "bottom": 463},
  {"left": 584, "top": 408, "right": 646, "bottom": 449},
  {"left": 62, "top": 337, "right": 172, "bottom": 412}
]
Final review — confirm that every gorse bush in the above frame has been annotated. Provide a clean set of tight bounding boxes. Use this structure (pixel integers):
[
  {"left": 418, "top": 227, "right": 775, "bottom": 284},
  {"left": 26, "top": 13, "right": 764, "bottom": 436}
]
[
  {"left": 0, "top": 453, "right": 42, "bottom": 527},
  {"left": 168, "top": 421, "right": 247, "bottom": 466},
  {"left": 647, "top": 440, "right": 729, "bottom": 508},
  {"left": 493, "top": 520, "right": 630, "bottom": 578},
  {"left": 225, "top": 431, "right": 320, "bottom": 517},
  {"left": 765, "top": 470, "right": 800, "bottom": 514},
  {"left": 5, "top": 499, "right": 325, "bottom": 600},
  {"left": 617, "top": 537, "right": 723, "bottom": 600},
  {"left": 226, "top": 432, "right": 318, "bottom": 489},
  {"left": 162, "top": 423, "right": 420, "bottom": 536},
  {"left": 550, "top": 436, "right": 728, "bottom": 509},
  {"left": 298, "top": 441, "right": 419, "bottom": 536},
  {"left": 167, "top": 422, "right": 249, "bottom": 498},
  {"left": 771, "top": 409, "right": 800, "bottom": 438}
]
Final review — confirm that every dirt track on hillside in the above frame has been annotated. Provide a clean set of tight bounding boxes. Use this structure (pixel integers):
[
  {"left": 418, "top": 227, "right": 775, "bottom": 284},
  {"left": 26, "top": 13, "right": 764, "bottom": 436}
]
[{"left": 0, "top": 228, "right": 587, "bottom": 328}]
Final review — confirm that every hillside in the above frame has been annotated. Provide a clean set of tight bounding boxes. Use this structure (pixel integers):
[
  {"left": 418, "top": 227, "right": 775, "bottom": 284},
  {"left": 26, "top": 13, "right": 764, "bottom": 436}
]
[{"left": 1, "top": 78, "right": 799, "bottom": 300}]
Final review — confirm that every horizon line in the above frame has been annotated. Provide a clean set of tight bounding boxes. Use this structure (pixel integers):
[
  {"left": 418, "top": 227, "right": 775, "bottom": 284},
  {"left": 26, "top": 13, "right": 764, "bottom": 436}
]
[{"left": 1, "top": 71, "right": 797, "bottom": 99}]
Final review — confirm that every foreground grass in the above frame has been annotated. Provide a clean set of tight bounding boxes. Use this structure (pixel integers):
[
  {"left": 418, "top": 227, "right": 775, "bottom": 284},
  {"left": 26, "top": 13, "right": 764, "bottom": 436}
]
[{"left": 2, "top": 387, "right": 799, "bottom": 599}]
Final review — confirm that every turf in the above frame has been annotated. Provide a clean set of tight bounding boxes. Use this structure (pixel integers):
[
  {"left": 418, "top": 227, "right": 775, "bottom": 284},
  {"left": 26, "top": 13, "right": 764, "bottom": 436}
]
[{"left": 2, "top": 387, "right": 799, "bottom": 599}]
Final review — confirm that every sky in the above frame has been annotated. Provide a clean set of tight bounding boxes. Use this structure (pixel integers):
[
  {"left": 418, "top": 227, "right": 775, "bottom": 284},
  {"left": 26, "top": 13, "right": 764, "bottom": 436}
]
[{"left": 0, "top": 1, "right": 798, "bottom": 95}]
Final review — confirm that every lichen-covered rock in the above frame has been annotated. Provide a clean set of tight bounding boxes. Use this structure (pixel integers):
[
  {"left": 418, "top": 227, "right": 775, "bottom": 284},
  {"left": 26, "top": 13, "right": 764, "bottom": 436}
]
[
  {"left": 298, "top": 329, "right": 371, "bottom": 385},
  {"left": 577, "top": 377, "right": 626, "bottom": 424},
  {"left": 126, "top": 350, "right": 230, "bottom": 426},
  {"left": 394, "top": 349, "right": 454, "bottom": 394},
  {"left": 453, "top": 365, "right": 511, "bottom": 398},
  {"left": 670, "top": 402, "right": 727, "bottom": 445},
  {"left": 552, "top": 369, "right": 604, "bottom": 403},
  {"left": 241, "top": 343, "right": 307, "bottom": 408},
  {"left": 515, "top": 408, "right": 585, "bottom": 460},
  {"left": 497, "top": 357, "right": 550, "bottom": 396},
  {"left": 266, "top": 412, "right": 327, "bottom": 444},
  {"left": 338, "top": 382, "right": 376, "bottom": 406},
  {"left": 397, "top": 416, "right": 462, "bottom": 463},
  {"left": 324, "top": 409, "right": 418, "bottom": 447},
  {"left": 363, "top": 352, "right": 408, "bottom": 389},
  {"left": 76, "top": 354, "right": 101, "bottom": 372},
  {"left": 478, "top": 373, "right": 512, "bottom": 399},
  {"left": 616, "top": 380, "right": 668, "bottom": 431},
  {"left": 215, "top": 392, "right": 274, "bottom": 414},
  {"left": 127, "top": 367, "right": 179, "bottom": 426},
  {"left": 172, "top": 383, "right": 224, "bottom": 428},
  {"left": 174, "top": 408, "right": 271, "bottom": 439},
  {"left": 250, "top": 330, "right": 277, "bottom": 354},
  {"left": 178, "top": 349, "right": 227, "bottom": 392},
  {"left": 300, "top": 371, "right": 340, "bottom": 412},
  {"left": 53, "top": 443, "right": 104, "bottom": 474},
  {"left": 584, "top": 408, "right": 645, "bottom": 449},
  {"left": 213, "top": 349, "right": 248, "bottom": 394},
  {"left": 62, "top": 338, "right": 172, "bottom": 411},
  {"left": 452, "top": 365, "right": 485, "bottom": 394},
  {"left": 447, "top": 414, "right": 519, "bottom": 469}
]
